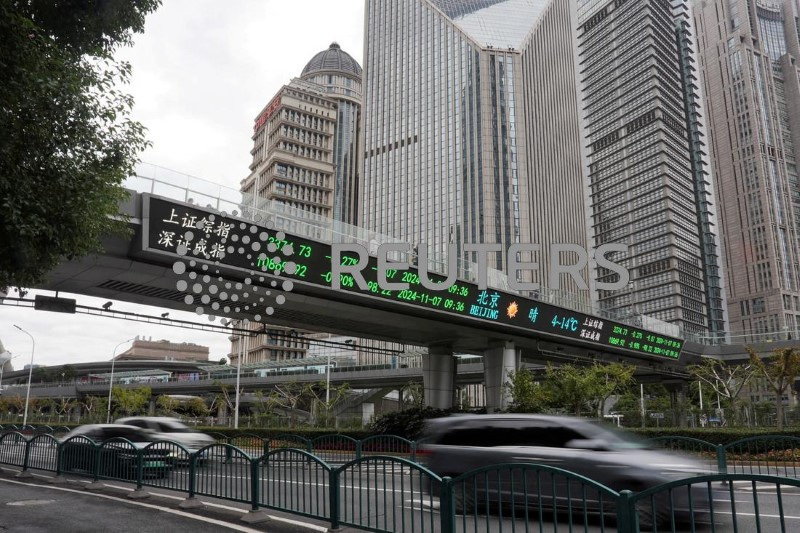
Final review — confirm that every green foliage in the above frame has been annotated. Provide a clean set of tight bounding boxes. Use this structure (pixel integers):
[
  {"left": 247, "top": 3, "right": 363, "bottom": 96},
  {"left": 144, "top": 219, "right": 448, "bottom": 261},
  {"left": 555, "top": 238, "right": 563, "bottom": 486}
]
[
  {"left": 629, "top": 427, "right": 800, "bottom": 444},
  {"left": 506, "top": 368, "right": 550, "bottom": 413},
  {"left": 367, "top": 407, "right": 451, "bottom": 440},
  {"left": 181, "top": 397, "right": 209, "bottom": 417},
  {"left": 748, "top": 346, "right": 800, "bottom": 431},
  {"left": 0, "top": 0, "right": 161, "bottom": 288},
  {"left": 155, "top": 394, "right": 179, "bottom": 415},
  {"left": 111, "top": 386, "right": 151, "bottom": 417},
  {"left": 506, "top": 362, "right": 635, "bottom": 416}
]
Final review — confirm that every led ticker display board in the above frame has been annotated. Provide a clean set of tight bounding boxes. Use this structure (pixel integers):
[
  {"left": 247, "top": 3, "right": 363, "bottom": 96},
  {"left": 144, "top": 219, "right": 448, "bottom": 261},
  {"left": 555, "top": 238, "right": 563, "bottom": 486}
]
[{"left": 143, "top": 196, "right": 683, "bottom": 360}]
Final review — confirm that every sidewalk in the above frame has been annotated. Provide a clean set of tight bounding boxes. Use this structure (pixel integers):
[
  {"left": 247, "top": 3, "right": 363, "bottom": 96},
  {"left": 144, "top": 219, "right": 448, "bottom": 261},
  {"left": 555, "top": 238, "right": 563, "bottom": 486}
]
[{"left": 0, "top": 467, "right": 328, "bottom": 533}]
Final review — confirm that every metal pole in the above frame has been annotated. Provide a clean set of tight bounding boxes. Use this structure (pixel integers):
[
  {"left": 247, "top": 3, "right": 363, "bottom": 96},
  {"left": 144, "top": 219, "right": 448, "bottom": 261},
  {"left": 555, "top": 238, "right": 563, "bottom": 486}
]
[
  {"left": 699, "top": 381, "right": 704, "bottom": 410},
  {"left": 13, "top": 325, "right": 35, "bottom": 427},
  {"left": 234, "top": 329, "right": 245, "bottom": 429},
  {"left": 107, "top": 338, "right": 134, "bottom": 423},
  {"left": 640, "top": 382, "right": 645, "bottom": 428},
  {"left": 326, "top": 350, "right": 332, "bottom": 405}
]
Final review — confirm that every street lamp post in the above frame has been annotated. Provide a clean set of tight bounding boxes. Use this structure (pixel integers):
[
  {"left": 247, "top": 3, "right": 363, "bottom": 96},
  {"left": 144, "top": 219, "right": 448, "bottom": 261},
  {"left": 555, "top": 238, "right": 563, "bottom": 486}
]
[
  {"left": 12, "top": 325, "right": 35, "bottom": 427},
  {"left": 106, "top": 338, "right": 134, "bottom": 424}
]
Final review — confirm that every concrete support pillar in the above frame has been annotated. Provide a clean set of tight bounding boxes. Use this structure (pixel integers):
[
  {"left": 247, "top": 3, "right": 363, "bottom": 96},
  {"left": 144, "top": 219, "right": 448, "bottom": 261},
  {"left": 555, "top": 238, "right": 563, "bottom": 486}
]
[
  {"left": 423, "top": 345, "right": 455, "bottom": 409},
  {"left": 148, "top": 398, "right": 156, "bottom": 416},
  {"left": 484, "top": 341, "right": 520, "bottom": 413}
]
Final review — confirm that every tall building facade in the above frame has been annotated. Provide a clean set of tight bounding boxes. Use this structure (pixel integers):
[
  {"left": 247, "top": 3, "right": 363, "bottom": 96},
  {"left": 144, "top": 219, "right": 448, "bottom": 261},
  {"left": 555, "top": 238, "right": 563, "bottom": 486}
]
[
  {"left": 694, "top": 0, "right": 800, "bottom": 339},
  {"left": 362, "top": 0, "right": 590, "bottom": 295},
  {"left": 241, "top": 43, "right": 362, "bottom": 225},
  {"left": 300, "top": 43, "right": 364, "bottom": 225},
  {"left": 577, "top": 0, "right": 726, "bottom": 336},
  {"left": 234, "top": 44, "right": 363, "bottom": 366}
]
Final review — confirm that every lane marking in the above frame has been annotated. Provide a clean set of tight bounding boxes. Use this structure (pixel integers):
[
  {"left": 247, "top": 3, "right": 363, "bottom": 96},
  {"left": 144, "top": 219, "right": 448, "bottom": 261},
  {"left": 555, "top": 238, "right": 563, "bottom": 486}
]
[{"left": 0, "top": 477, "right": 327, "bottom": 532}]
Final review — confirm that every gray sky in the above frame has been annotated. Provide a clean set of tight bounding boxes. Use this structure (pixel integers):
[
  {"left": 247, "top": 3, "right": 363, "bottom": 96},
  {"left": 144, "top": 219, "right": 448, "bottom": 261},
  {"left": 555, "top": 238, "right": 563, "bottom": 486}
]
[{"left": 0, "top": 1, "right": 364, "bottom": 369}]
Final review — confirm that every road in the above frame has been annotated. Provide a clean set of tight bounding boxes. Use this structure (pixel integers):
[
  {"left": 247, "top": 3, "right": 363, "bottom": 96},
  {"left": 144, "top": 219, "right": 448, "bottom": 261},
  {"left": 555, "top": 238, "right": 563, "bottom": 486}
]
[{"left": 3, "top": 441, "right": 800, "bottom": 532}]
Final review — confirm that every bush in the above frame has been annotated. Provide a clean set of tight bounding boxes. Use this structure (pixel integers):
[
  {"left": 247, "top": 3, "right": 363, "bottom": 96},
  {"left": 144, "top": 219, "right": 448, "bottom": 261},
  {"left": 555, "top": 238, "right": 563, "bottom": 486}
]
[{"left": 629, "top": 427, "right": 800, "bottom": 445}]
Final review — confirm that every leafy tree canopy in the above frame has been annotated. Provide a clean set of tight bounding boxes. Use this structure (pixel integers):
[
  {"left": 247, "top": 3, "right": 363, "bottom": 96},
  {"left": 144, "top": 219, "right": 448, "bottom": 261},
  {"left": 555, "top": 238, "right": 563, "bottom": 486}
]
[{"left": 0, "top": 0, "right": 160, "bottom": 288}]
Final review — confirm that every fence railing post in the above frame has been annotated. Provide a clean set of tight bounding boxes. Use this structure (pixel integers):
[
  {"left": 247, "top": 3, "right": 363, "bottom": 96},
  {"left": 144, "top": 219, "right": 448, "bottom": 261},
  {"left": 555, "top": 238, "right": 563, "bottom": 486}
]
[
  {"left": 250, "top": 458, "right": 259, "bottom": 511},
  {"left": 56, "top": 441, "right": 63, "bottom": 476},
  {"left": 411, "top": 441, "right": 417, "bottom": 463},
  {"left": 439, "top": 476, "right": 454, "bottom": 533},
  {"left": 22, "top": 437, "right": 32, "bottom": 472},
  {"left": 716, "top": 444, "right": 728, "bottom": 474},
  {"left": 356, "top": 440, "right": 362, "bottom": 461},
  {"left": 187, "top": 453, "right": 197, "bottom": 499},
  {"left": 616, "top": 490, "right": 637, "bottom": 533},
  {"left": 93, "top": 444, "right": 101, "bottom": 482},
  {"left": 135, "top": 448, "right": 144, "bottom": 491},
  {"left": 262, "top": 438, "right": 269, "bottom": 458},
  {"left": 329, "top": 468, "right": 340, "bottom": 530}
]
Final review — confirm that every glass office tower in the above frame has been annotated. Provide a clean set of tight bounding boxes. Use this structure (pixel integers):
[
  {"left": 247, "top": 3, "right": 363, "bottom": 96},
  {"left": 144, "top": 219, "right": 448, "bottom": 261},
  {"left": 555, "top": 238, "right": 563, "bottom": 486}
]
[
  {"left": 362, "top": 0, "right": 590, "bottom": 296},
  {"left": 577, "top": 0, "right": 726, "bottom": 336},
  {"left": 694, "top": 0, "right": 800, "bottom": 339}
]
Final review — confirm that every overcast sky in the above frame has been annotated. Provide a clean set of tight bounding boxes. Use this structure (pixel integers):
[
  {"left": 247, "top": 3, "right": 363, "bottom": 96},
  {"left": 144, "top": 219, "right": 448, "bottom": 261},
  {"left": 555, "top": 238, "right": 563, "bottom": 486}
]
[{"left": 0, "top": 1, "right": 365, "bottom": 369}]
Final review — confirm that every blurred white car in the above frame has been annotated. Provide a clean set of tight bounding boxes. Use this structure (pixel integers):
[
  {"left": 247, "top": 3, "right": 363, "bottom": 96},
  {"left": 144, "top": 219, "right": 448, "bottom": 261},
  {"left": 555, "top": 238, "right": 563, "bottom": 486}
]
[{"left": 115, "top": 417, "right": 215, "bottom": 453}]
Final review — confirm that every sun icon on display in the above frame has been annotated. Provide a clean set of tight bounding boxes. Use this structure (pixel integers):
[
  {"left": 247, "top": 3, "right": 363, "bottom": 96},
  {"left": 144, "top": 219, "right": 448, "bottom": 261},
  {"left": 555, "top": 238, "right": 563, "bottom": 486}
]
[{"left": 507, "top": 301, "right": 519, "bottom": 319}]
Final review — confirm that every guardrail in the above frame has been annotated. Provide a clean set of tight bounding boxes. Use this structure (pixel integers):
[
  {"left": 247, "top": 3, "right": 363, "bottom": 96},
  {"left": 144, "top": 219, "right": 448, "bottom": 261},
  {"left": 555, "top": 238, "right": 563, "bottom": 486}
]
[
  {"left": 2, "top": 430, "right": 799, "bottom": 533},
  {"left": 5, "top": 425, "right": 800, "bottom": 476}
]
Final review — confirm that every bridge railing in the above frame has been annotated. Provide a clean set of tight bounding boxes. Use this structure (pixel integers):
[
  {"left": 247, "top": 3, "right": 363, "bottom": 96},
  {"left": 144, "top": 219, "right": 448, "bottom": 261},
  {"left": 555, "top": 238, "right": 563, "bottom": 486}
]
[{"left": 3, "top": 430, "right": 800, "bottom": 533}]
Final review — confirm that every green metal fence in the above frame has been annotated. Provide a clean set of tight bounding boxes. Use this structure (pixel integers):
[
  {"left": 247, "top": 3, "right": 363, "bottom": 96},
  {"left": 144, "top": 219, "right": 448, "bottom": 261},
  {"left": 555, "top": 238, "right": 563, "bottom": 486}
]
[{"left": 4, "top": 429, "right": 800, "bottom": 533}]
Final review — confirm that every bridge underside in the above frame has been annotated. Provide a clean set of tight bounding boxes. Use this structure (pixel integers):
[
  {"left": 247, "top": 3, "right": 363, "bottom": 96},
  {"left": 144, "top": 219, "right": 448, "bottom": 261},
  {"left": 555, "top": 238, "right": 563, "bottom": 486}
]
[{"left": 38, "top": 230, "right": 695, "bottom": 383}]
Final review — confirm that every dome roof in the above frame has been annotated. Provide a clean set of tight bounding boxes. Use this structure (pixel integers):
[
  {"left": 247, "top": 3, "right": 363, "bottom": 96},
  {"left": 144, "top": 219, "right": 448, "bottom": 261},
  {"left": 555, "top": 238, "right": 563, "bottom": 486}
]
[{"left": 301, "top": 42, "right": 362, "bottom": 78}]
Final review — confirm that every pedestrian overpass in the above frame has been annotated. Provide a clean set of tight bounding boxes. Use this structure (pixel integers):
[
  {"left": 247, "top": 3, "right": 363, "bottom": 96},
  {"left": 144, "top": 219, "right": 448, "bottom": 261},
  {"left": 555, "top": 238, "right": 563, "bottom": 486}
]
[{"left": 33, "top": 165, "right": 698, "bottom": 411}]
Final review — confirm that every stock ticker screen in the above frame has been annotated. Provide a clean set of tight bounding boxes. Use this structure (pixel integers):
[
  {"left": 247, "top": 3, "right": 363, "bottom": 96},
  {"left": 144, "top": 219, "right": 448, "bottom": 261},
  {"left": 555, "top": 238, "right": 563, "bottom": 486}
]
[{"left": 143, "top": 196, "right": 683, "bottom": 360}]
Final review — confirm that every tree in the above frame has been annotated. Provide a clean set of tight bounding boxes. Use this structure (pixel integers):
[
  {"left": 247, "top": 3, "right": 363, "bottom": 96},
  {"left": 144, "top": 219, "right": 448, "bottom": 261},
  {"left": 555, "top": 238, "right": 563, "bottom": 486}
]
[
  {"left": 748, "top": 347, "right": 800, "bottom": 430},
  {"left": 688, "top": 358, "right": 755, "bottom": 421},
  {"left": 505, "top": 368, "right": 551, "bottom": 413},
  {"left": 81, "top": 395, "right": 108, "bottom": 422},
  {"left": 181, "top": 397, "right": 208, "bottom": 418},
  {"left": 111, "top": 386, "right": 151, "bottom": 417},
  {"left": 543, "top": 364, "right": 593, "bottom": 416},
  {"left": 0, "top": 0, "right": 161, "bottom": 288},
  {"left": 54, "top": 397, "right": 77, "bottom": 420},
  {"left": 155, "top": 394, "right": 179, "bottom": 415},
  {"left": 585, "top": 362, "right": 635, "bottom": 418}
]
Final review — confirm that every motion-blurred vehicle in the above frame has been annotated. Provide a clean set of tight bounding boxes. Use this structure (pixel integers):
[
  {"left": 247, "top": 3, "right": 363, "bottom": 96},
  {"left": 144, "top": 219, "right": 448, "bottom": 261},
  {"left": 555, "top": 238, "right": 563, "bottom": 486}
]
[
  {"left": 60, "top": 424, "right": 171, "bottom": 479},
  {"left": 115, "top": 416, "right": 215, "bottom": 453},
  {"left": 419, "top": 414, "right": 711, "bottom": 525}
]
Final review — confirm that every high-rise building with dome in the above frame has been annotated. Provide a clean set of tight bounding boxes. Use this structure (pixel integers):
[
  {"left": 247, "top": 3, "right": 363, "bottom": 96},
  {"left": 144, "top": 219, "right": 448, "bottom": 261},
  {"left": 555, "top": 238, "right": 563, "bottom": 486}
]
[
  {"left": 241, "top": 43, "right": 362, "bottom": 226},
  {"left": 234, "top": 43, "right": 364, "bottom": 366}
]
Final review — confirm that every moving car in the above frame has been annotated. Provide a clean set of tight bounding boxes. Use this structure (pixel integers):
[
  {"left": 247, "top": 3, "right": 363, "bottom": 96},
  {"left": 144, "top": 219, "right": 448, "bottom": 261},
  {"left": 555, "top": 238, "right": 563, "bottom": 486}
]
[
  {"left": 115, "top": 416, "right": 215, "bottom": 453},
  {"left": 60, "top": 424, "right": 172, "bottom": 479},
  {"left": 419, "top": 414, "right": 711, "bottom": 525}
]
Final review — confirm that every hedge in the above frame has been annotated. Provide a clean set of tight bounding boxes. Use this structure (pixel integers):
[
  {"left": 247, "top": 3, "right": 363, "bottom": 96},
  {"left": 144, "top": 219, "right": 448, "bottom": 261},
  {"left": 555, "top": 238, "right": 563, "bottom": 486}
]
[{"left": 629, "top": 427, "right": 800, "bottom": 444}]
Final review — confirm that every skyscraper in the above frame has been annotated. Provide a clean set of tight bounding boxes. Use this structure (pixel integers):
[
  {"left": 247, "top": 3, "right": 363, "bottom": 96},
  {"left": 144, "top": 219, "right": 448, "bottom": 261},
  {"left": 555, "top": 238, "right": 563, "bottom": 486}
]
[
  {"left": 234, "top": 43, "right": 363, "bottom": 366},
  {"left": 694, "top": 0, "right": 800, "bottom": 339},
  {"left": 241, "top": 43, "right": 362, "bottom": 225},
  {"left": 577, "top": 0, "right": 726, "bottom": 336},
  {"left": 362, "top": 0, "right": 590, "bottom": 296}
]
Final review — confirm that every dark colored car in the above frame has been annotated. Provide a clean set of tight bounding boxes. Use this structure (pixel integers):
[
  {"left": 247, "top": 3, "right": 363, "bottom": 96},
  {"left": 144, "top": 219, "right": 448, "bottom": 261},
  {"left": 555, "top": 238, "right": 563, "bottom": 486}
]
[
  {"left": 60, "top": 424, "right": 172, "bottom": 479},
  {"left": 419, "top": 414, "right": 711, "bottom": 525}
]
